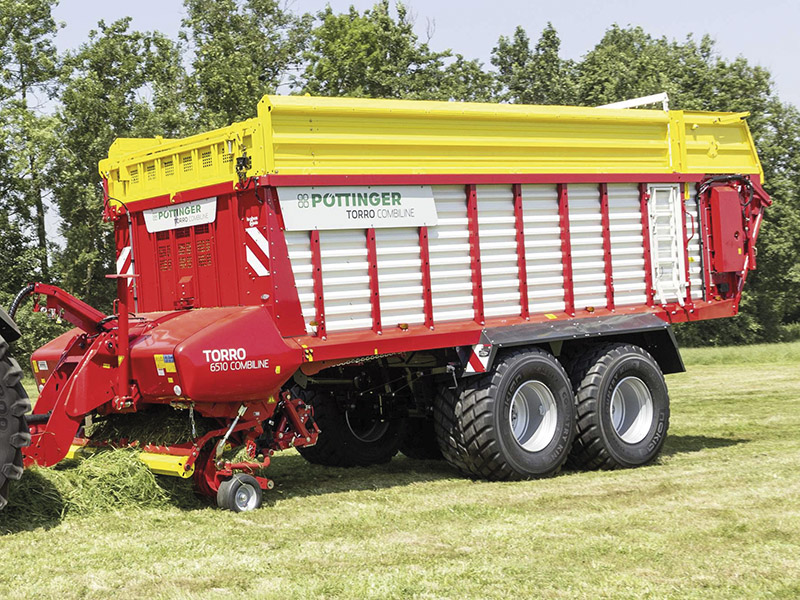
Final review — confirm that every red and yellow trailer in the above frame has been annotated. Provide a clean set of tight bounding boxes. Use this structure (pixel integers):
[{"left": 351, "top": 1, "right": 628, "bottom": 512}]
[{"left": 0, "top": 95, "right": 770, "bottom": 510}]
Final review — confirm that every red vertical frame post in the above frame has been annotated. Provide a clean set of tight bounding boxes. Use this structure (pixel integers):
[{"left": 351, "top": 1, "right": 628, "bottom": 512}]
[
  {"left": 557, "top": 183, "right": 575, "bottom": 316},
  {"left": 114, "top": 216, "right": 136, "bottom": 310},
  {"left": 681, "top": 183, "right": 693, "bottom": 305},
  {"left": 466, "top": 184, "right": 485, "bottom": 325},
  {"left": 513, "top": 184, "right": 530, "bottom": 319},
  {"left": 309, "top": 229, "right": 326, "bottom": 339},
  {"left": 599, "top": 183, "right": 615, "bottom": 311},
  {"left": 639, "top": 183, "right": 655, "bottom": 307},
  {"left": 697, "top": 184, "right": 714, "bottom": 301},
  {"left": 366, "top": 228, "right": 382, "bottom": 333},
  {"left": 419, "top": 226, "right": 434, "bottom": 329}
]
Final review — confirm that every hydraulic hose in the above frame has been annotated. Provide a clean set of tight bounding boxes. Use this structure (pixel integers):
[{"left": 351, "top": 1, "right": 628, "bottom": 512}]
[{"left": 8, "top": 284, "right": 35, "bottom": 320}]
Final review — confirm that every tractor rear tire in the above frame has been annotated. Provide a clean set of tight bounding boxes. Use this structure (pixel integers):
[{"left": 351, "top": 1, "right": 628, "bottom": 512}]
[
  {"left": 0, "top": 335, "right": 31, "bottom": 510},
  {"left": 434, "top": 347, "right": 575, "bottom": 480},
  {"left": 296, "top": 388, "right": 404, "bottom": 467},
  {"left": 566, "top": 343, "right": 670, "bottom": 470},
  {"left": 399, "top": 418, "right": 443, "bottom": 460}
]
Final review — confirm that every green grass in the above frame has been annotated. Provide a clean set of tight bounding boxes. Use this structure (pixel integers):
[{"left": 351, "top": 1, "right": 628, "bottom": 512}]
[{"left": 4, "top": 342, "right": 800, "bottom": 599}]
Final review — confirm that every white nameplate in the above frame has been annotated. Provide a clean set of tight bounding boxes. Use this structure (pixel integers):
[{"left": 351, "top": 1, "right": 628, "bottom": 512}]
[
  {"left": 143, "top": 197, "right": 217, "bottom": 233},
  {"left": 278, "top": 185, "right": 438, "bottom": 231}
]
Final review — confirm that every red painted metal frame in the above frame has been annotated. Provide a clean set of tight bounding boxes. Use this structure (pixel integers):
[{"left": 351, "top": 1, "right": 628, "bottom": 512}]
[
  {"left": 466, "top": 184, "right": 485, "bottom": 325},
  {"left": 119, "top": 181, "right": 236, "bottom": 214},
  {"left": 419, "top": 226, "right": 434, "bottom": 329},
  {"left": 512, "top": 184, "right": 530, "bottom": 319},
  {"left": 639, "top": 183, "right": 655, "bottom": 307},
  {"left": 698, "top": 185, "right": 714, "bottom": 301},
  {"left": 309, "top": 229, "right": 326, "bottom": 339},
  {"left": 680, "top": 184, "right": 693, "bottom": 305},
  {"left": 599, "top": 183, "right": 615, "bottom": 311},
  {"left": 366, "top": 228, "right": 382, "bottom": 333},
  {"left": 262, "top": 172, "right": 708, "bottom": 188},
  {"left": 32, "top": 283, "right": 107, "bottom": 333},
  {"left": 557, "top": 184, "right": 575, "bottom": 316}
]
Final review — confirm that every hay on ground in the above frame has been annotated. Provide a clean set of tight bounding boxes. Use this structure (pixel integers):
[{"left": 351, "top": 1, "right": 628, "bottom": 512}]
[{"left": 0, "top": 448, "right": 205, "bottom": 532}]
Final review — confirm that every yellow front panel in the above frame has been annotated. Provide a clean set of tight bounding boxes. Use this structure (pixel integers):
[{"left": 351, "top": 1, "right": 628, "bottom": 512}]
[{"left": 100, "top": 119, "right": 268, "bottom": 205}]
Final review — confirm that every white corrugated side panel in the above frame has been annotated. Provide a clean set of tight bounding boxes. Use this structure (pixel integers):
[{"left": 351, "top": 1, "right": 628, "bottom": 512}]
[
  {"left": 428, "top": 185, "right": 474, "bottom": 323},
  {"left": 476, "top": 185, "right": 520, "bottom": 318},
  {"left": 608, "top": 184, "right": 647, "bottom": 307},
  {"left": 685, "top": 194, "right": 704, "bottom": 300},
  {"left": 285, "top": 230, "right": 315, "bottom": 333},
  {"left": 521, "top": 185, "right": 565, "bottom": 313},
  {"left": 569, "top": 184, "right": 607, "bottom": 309},
  {"left": 319, "top": 229, "right": 373, "bottom": 331},
  {"left": 375, "top": 227, "right": 425, "bottom": 327}
]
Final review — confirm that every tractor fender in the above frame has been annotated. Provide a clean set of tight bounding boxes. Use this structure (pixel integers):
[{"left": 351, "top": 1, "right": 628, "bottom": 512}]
[{"left": 459, "top": 313, "right": 684, "bottom": 377}]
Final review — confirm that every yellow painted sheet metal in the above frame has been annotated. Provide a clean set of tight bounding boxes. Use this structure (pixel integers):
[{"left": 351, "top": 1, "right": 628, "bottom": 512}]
[
  {"left": 100, "top": 95, "right": 763, "bottom": 206},
  {"left": 64, "top": 445, "right": 194, "bottom": 478},
  {"left": 138, "top": 452, "right": 195, "bottom": 478}
]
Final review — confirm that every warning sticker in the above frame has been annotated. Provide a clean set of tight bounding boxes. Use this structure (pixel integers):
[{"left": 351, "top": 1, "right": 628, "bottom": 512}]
[{"left": 154, "top": 354, "right": 177, "bottom": 375}]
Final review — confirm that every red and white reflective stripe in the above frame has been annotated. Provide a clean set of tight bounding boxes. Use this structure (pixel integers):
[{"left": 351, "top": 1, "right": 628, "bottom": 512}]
[
  {"left": 465, "top": 343, "right": 491, "bottom": 373},
  {"left": 245, "top": 227, "right": 270, "bottom": 277},
  {"left": 116, "top": 245, "right": 134, "bottom": 286}
]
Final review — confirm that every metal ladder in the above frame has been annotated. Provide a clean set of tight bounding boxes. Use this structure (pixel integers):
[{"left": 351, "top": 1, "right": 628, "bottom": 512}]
[{"left": 649, "top": 185, "right": 687, "bottom": 306}]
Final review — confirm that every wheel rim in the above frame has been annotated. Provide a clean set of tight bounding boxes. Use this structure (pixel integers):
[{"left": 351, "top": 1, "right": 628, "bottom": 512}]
[
  {"left": 610, "top": 376, "right": 654, "bottom": 444},
  {"left": 234, "top": 482, "right": 259, "bottom": 511},
  {"left": 345, "top": 411, "right": 390, "bottom": 443},
  {"left": 508, "top": 380, "right": 558, "bottom": 452}
]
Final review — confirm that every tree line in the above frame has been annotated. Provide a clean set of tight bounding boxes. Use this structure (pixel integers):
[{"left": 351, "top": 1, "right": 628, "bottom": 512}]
[{"left": 1, "top": 0, "right": 798, "bottom": 348}]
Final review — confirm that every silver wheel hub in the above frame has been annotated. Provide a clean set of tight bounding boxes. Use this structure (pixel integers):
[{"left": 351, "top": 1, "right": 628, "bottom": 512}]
[
  {"left": 509, "top": 380, "right": 558, "bottom": 452},
  {"left": 234, "top": 483, "right": 259, "bottom": 511},
  {"left": 610, "top": 376, "right": 654, "bottom": 444}
]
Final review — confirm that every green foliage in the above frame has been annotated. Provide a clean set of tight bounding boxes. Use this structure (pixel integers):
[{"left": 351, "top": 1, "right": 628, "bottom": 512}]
[
  {"left": 297, "top": 1, "right": 494, "bottom": 101},
  {"left": 52, "top": 19, "right": 188, "bottom": 309},
  {"left": 0, "top": 290, "right": 71, "bottom": 377},
  {"left": 491, "top": 23, "right": 576, "bottom": 104},
  {"left": 181, "top": 0, "right": 311, "bottom": 129},
  {"left": 0, "top": 0, "right": 62, "bottom": 282},
  {"left": 0, "top": 213, "right": 39, "bottom": 294}
]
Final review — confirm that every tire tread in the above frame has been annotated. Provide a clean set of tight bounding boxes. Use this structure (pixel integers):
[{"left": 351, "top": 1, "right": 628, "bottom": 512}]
[
  {"left": 566, "top": 343, "right": 668, "bottom": 470},
  {"left": 0, "top": 335, "right": 31, "bottom": 511}
]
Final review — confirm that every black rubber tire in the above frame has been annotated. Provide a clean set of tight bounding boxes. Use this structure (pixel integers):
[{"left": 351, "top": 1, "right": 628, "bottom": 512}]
[
  {"left": 566, "top": 343, "right": 670, "bottom": 470},
  {"left": 399, "top": 418, "right": 443, "bottom": 460},
  {"left": 0, "top": 335, "right": 32, "bottom": 510},
  {"left": 296, "top": 388, "right": 404, "bottom": 467},
  {"left": 216, "top": 473, "right": 263, "bottom": 512},
  {"left": 434, "top": 347, "right": 576, "bottom": 481},
  {"left": 433, "top": 384, "right": 473, "bottom": 476}
]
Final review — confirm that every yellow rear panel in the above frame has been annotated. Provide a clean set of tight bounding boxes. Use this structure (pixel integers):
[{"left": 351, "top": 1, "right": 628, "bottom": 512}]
[{"left": 99, "top": 95, "right": 763, "bottom": 206}]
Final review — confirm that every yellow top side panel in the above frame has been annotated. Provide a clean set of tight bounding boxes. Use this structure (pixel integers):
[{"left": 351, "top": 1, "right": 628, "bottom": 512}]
[
  {"left": 99, "top": 118, "right": 268, "bottom": 205},
  {"left": 100, "top": 95, "right": 763, "bottom": 205}
]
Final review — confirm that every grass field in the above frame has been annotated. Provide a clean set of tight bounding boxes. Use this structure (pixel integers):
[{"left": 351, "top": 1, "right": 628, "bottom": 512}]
[{"left": 2, "top": 342, "right": 799, "bottom": 599}]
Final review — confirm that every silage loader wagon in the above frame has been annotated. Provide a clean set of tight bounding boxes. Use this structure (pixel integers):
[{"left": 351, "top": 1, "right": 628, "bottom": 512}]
[{"left": 0, "top": 95, "right": 770, "bottom": 511}]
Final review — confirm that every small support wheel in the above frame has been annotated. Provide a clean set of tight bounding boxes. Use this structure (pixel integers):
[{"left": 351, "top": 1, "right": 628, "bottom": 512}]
[{"left": 216, "top": 473, "right": 263, "bottom": 512}]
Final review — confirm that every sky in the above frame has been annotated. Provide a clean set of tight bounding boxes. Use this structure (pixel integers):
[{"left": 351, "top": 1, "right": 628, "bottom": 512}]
[{"left": 51, "top": 0, "right": 800, "bottom": 107}]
